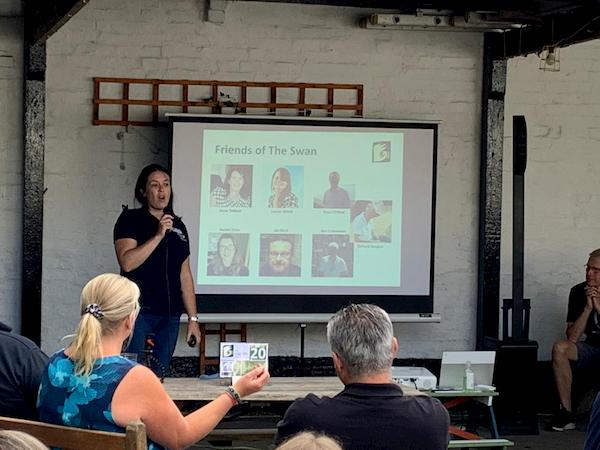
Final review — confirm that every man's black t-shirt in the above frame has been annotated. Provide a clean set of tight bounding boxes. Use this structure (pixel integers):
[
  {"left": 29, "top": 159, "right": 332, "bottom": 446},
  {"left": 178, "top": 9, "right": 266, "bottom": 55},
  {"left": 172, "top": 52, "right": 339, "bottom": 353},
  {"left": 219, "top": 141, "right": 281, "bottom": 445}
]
[
  {"left": 0, "top": 328, "right": 48, "bottom": 419},
  {"left": 113, "top": 208, "right": 190, "bottom": 316},
  {"left": 567, "top": 282, "right": 600, "bottom": 347},
  {"left": 276, "top": 383, "right": 449, "bottom": 450}
]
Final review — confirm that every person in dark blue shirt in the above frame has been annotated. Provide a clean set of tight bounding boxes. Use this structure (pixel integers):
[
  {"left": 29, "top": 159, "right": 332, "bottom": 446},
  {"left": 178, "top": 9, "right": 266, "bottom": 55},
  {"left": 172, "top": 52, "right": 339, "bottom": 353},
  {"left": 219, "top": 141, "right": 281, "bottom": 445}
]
[{"left": 0, "top": 321, "right": 47, "bottom": 419}]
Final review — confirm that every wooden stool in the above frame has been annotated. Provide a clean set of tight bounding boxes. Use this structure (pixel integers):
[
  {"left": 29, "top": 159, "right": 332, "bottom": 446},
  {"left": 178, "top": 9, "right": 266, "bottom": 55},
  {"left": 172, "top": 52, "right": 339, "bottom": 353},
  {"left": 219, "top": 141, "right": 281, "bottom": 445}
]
[{"left": 199, "top": 323, "right": 247, "bottom": 374}]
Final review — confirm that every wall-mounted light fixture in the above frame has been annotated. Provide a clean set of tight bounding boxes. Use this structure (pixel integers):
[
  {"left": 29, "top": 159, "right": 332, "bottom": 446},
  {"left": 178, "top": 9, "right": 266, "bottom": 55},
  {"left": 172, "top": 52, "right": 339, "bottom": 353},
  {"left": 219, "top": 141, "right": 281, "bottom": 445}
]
[
  {"left": 539, "top": 45, "right": 560, "bottom": 71},
  {"left": 360, "top": 10, "right": 529, "bottom": 32}
]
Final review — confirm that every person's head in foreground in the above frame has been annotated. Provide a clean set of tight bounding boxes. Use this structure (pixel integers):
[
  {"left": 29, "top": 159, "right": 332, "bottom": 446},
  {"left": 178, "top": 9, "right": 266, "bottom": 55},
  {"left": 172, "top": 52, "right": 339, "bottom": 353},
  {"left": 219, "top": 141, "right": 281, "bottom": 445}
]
[
  {"left": 0, "top": 430, "right": 49, "bottom": 450},
  {"left": 37, "top": 273, "right": 269, "bottom": 450},
  {"left": 327, "top": 303, "right": 397, "bottom": 384},
  {"left": 275, "top": 302, "right": 450, "bottom": 450},
  {"left": 69, "top": 273, "right": 141, "bottom": 376},
  {"left": 276, "top": 431, "right": 343, "bottom": 450}
]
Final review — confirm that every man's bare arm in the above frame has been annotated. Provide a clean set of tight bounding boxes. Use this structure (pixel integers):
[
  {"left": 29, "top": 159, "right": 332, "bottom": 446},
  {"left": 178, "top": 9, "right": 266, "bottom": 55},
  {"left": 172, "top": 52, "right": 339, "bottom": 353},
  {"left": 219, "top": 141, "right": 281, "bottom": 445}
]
[{"left": 566, "top": 289, "right": 595, "bottom": 342}]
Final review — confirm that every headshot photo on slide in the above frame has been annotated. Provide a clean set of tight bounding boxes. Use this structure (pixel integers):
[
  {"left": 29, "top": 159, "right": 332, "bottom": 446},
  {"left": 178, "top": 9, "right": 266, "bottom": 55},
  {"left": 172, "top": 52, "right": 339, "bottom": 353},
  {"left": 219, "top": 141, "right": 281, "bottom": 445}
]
[
  {"left": 267, "top": 166, "right": 303, "bottom": 208},
  {"left": 259, "top": 234, "right": 302, "bottom": 276},
  {"left": 209, "top": 164, "right": 253, "bottom": 208},
  {"left": 350, "top": 200, "right": 393, "bottom": 243},
  {"left": 207, "top": 233, "right": 250, "bottom": 276},
  {"left": 312, "top": 234, "right": 353, "bottom": 278},
  {"left": 314, "top": 170, "right": 353, "bottom": 209}
]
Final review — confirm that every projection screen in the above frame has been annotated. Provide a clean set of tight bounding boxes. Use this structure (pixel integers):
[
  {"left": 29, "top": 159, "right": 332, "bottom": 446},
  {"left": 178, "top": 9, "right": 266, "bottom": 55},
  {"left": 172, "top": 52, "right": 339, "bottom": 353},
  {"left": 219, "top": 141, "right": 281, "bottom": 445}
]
[{"left": 169, "top": 115, "right": 437, "bottom": 317}]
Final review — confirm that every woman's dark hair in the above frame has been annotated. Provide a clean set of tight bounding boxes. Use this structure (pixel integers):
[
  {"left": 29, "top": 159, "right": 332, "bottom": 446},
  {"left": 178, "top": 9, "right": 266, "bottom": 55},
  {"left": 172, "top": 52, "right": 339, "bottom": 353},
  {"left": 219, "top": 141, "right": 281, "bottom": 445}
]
[
  {"left": 272, "top": 167, "right": 292, "bottom": 207},
  {"left": 134, "top": 164, "right": 174, "bottom": 212}
]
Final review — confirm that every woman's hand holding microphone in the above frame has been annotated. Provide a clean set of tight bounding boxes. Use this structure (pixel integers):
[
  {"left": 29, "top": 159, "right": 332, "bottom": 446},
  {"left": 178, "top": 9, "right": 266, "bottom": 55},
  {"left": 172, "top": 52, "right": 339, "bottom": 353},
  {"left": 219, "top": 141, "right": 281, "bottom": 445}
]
[{"left": 156, "top": 214, "right": 174, "bottom": 239}]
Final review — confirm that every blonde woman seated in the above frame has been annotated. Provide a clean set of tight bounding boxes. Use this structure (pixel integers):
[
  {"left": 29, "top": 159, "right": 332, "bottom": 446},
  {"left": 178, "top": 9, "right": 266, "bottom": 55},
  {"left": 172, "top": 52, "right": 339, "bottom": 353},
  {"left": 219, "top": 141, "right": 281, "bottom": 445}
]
[
  {"left": 37, "top": 274, "right": 269, "bottom": 450},
  {"left": 276, "top": 431, "right": 343, "bottom": 450}
]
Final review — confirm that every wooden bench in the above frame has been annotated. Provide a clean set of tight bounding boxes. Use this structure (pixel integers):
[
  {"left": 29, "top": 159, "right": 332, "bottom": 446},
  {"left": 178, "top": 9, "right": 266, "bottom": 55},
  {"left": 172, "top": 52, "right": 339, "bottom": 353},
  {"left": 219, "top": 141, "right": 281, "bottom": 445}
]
[
  {"left": 448, "top": 438, "right": 514, "bottom": 449},
  {"left": 0, "top": 416, "right": 146, "bottom": 450}
]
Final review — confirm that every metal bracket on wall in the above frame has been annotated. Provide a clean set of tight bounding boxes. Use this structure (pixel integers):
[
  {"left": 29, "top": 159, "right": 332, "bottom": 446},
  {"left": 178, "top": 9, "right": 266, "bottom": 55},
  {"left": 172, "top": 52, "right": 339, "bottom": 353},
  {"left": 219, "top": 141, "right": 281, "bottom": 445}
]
[{"left": 92, "top": 77, "right": 364, "bottom": 127}]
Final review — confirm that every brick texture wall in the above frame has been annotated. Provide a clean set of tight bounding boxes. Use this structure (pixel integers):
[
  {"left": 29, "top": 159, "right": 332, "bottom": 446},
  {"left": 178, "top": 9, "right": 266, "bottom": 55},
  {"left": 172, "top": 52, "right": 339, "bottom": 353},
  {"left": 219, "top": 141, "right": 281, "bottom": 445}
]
[
  {"left": 0, "top": 17, "right": 23, "bottom": 331},
  {"left": 39, "top": 1, "right": 483, "bottom": 357},
  {"left": 504, "top": 43, "right": 600, "bottom": 358}
]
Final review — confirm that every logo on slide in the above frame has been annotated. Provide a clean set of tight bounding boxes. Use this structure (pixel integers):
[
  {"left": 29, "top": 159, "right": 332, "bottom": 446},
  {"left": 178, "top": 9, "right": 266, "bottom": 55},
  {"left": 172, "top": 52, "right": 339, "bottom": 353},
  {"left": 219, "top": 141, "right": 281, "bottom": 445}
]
[{"left": 372, "top": 141, "right": 391, "bottom": 163}]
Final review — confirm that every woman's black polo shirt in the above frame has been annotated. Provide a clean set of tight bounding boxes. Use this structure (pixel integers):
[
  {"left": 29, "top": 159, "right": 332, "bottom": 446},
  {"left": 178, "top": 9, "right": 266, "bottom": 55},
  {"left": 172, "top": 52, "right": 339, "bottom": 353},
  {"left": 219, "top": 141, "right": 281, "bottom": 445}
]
[{"left": 114, "top": 208, "right": 190, "bottom": 316}]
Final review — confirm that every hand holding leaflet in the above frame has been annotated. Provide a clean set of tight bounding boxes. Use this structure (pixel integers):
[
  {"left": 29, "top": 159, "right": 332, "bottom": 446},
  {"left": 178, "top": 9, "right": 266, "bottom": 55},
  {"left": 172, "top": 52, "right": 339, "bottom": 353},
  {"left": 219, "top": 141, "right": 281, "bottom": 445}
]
[{"left": 220, "top": 342, "right": 269, "bottom": 384}]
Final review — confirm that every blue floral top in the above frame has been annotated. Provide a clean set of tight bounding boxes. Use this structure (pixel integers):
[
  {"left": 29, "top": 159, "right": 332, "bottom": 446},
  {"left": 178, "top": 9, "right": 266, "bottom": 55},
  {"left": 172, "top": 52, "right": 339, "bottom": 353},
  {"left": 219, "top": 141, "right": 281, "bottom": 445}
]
[{"left": 37, "top": 350, "right": 164, "bottom": 450}]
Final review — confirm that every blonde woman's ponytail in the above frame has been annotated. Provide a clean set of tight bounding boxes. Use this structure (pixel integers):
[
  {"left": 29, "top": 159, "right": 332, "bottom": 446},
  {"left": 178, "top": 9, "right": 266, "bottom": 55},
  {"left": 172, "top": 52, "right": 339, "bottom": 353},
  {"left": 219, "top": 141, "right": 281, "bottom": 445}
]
[
  {"left": 70, "top": 312, "right": 103, "bottom": 376},
  {"left": 68, "top": 274, "right": 140, "bottom": 377}
]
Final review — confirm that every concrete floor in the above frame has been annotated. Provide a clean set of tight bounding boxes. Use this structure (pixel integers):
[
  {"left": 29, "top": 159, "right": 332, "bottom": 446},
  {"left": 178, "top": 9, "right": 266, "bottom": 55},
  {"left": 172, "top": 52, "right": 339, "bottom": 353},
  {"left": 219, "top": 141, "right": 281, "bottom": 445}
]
[
  {"left": 503, "top": 414, "right": 587, "bottom": 450},
  {"left": 506, "top": 431, "right": 586, "bottom": 450},
  {"left": 190, "top": 416, "right": 589, "bottom": 450},
  {"left": 506, "top": 430, "right": 586, "bottom": 449},
  {"left": 192, "top": 434, "right": 587, "bottom": 450}
]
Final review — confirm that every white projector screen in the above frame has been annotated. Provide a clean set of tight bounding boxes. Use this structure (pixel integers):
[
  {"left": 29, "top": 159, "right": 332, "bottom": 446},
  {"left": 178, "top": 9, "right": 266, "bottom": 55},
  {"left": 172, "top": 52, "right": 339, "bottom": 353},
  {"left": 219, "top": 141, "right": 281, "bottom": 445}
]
[{"left": 169, "top": 115, "right": 437, "bottom": 315}]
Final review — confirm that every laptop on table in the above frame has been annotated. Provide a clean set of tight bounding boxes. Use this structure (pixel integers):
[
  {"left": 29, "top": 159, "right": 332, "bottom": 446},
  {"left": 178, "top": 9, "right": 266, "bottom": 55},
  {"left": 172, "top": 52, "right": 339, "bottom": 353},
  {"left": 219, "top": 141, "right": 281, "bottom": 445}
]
[{"left": 437, "top": 351, "right": 496, "bottom": 391}]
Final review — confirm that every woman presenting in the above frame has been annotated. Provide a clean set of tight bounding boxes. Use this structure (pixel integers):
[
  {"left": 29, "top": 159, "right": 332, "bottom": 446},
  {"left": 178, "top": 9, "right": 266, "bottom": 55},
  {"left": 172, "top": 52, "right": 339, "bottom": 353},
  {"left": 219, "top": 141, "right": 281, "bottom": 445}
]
[{"left": 113, "top": 164, "right": 201, "bottom": 373}]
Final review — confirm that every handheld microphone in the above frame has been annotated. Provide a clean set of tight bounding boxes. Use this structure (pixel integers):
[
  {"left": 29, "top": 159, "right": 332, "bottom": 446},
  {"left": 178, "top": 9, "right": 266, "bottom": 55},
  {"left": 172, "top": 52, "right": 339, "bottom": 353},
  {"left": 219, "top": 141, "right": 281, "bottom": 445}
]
[{"left": 163, "top": 207, "right": 174, "bottom": 233}]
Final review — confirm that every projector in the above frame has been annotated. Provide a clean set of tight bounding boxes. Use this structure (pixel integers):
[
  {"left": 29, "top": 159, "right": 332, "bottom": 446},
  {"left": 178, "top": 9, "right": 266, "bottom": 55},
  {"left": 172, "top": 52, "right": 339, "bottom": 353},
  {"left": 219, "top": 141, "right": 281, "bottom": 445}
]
[{"left": 391, "top": 366, "right": 437, "bottom": 390}]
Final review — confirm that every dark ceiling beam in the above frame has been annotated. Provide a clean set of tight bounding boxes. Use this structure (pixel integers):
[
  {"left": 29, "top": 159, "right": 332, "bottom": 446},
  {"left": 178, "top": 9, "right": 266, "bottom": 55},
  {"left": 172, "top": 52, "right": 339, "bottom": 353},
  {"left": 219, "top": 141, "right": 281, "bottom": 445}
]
[
  {"left": 23, "top": 0, "right": 89, "bottom": 44},
  {"left": 501, "top": 8, "right": 600, "bottom": 57},
  {"left": 237, "top": 0, "right": 579, "bottom": 14},
  {"left": 239, "top": 0, "right": 600, "bottom": 56}
]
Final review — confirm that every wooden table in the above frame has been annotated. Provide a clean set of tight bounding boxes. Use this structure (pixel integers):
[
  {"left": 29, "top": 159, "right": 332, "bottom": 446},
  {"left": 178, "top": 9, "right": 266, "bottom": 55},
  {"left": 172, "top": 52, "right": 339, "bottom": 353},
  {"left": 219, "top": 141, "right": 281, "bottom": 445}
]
[
  {"left": 163, "top": 376, "right": 422, "bottom": 402},
  {"left": 164, "top": 378, "right": 509, "bottom": 447}
]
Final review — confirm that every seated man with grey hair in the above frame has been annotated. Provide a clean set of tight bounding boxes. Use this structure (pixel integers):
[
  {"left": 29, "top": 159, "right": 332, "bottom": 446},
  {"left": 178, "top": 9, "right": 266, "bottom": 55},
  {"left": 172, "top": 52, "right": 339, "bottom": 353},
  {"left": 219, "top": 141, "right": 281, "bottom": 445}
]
[{"left": 275, "top": 304, "right": 449, "bottom": 450}]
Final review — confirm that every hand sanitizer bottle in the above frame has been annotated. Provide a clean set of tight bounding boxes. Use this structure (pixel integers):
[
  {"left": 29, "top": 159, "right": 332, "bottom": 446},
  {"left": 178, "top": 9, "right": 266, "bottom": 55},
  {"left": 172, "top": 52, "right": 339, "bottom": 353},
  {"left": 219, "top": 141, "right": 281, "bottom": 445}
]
[{"left": 463, "top": 361, "right": 475, "bottom": 391}]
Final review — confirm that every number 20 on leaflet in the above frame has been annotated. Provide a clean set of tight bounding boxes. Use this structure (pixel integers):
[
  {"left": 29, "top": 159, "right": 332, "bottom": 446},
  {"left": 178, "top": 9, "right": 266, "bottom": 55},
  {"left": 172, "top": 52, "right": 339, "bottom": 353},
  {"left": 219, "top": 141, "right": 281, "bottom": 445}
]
[{"left": 219, "top": 342, "right": 269, "bottom": 383}]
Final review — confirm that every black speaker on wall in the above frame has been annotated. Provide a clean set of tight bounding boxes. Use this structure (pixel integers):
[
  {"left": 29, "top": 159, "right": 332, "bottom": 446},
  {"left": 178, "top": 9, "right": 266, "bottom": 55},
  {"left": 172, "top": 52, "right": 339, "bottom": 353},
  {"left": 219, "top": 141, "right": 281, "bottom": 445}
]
[{"left": 492, "top": 115, "right": 539, "bottom": 435}]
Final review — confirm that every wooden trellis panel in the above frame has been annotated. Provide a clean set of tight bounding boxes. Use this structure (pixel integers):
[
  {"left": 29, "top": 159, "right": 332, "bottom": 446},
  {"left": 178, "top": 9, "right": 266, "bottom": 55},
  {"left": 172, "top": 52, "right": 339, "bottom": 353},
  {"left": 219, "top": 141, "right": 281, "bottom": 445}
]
[{"left": 92, "top": 77, "right": 364, "bottom": 127}]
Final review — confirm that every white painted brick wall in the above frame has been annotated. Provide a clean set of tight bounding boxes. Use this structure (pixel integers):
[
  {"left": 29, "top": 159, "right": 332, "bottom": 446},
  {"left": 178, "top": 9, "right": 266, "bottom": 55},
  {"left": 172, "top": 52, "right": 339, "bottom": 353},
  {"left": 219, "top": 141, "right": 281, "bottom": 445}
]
[
  {"left": 0, "top": 2, "right": 594, "bottom": 361},
  {"left": 504, "top": 42, "right": 600, "bottom": 359},
  {"left": 41, "top": 0, "right": 483, "bottom": 358},
  {"left": 0, "top": 17, "right": 23, "bottom": 331}
]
